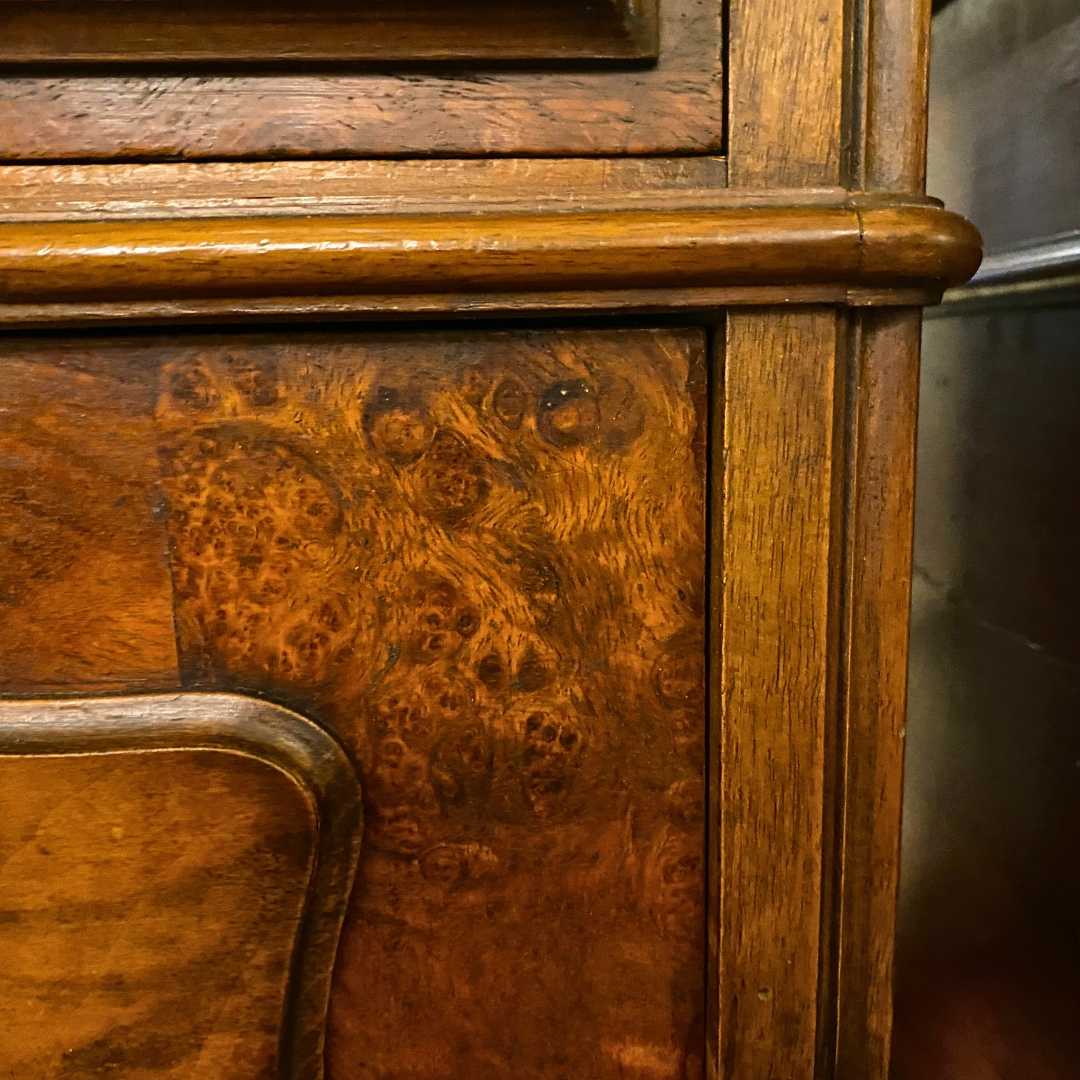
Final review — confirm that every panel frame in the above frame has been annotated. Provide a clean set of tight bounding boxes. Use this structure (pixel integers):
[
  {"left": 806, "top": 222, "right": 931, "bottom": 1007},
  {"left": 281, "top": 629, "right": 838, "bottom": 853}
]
[
  {"left": 0, "top": 0, "right": 659, "bottom": 66},
  {"left": 716, "top": 2, "right": 936, "bottom": 1079},
  {"left": 0, "top": 691, "right": 364, "bottom": 1080},
  {"left": 0, "top": 0, "right": 719, "bottom": 160}
]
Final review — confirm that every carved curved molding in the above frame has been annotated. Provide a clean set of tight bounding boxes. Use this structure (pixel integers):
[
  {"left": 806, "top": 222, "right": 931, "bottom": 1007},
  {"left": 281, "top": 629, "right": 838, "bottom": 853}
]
[
  {"left": 0, "top": 200, "right": 981, "bottom": 321},
  {"left": 0, "top": 692, "right": 362, "bottom": 1080}
]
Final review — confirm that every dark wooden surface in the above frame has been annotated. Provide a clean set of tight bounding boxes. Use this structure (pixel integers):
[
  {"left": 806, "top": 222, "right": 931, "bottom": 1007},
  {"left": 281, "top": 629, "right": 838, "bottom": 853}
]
[
  {"left": 0, "top": 0, "right": 658, "bottom": 65},
  {"left": 1, "top": 752, "right": 308, "bottom": 1079},
  {"left": 0, "top": 328, "right": 709, "bottom": 1079},
  {"left": 0, "top": 348, "right": 178, "bottom": 693},
  {"left": 0, "top": 693, "right": 363, "bottom": 1080}
]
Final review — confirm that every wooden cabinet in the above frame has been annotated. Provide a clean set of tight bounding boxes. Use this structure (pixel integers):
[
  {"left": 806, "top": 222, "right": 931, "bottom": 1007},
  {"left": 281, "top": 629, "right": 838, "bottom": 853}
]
[{"left": 0, "top": 3, "right": 979, "bottom": 1079}]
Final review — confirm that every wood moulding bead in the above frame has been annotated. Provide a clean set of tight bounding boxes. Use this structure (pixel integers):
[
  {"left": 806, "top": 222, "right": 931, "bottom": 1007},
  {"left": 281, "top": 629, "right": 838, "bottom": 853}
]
[{"left": 0, "top": 202, "right": 981, "bottom": 309}]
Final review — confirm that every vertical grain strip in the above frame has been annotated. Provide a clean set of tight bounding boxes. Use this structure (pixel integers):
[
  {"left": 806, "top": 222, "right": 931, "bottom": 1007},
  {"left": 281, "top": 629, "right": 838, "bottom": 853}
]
[
  {"left": 833, "top": 309, "right": 921, "bottom": 1080},
  {"left": 719, "top": 309, "right": 838, "bottom": 1079},
  {"left": 707, "top": 322, "right": 726, "bottom": 1080},
  {"left": 727, "top": 0, "right": 847, "bottom": 187},
  {"left": 844, "top": 0, "right": 932, "bottom": 191},
  {"left": 863, "top": 0, "right": 933, "bottom": 192}
]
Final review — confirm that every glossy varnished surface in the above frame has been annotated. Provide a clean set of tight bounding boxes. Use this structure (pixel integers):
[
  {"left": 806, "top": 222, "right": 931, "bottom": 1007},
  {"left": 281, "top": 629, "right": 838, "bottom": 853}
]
[
  {"left": 0, "top": 329, "right": 708, "bottom": 1078},
  {"left": 0, "top": 203, "right": 981, "bottom": 307},
  {"left": 0, "top": 748, "right": 314, "bottom": 1079},
  {"left": 0, "top": 349, "right": 178, "bottom": 692},
  {"left": 0, "top": 693, "right": 363, "bottom": 1080}
]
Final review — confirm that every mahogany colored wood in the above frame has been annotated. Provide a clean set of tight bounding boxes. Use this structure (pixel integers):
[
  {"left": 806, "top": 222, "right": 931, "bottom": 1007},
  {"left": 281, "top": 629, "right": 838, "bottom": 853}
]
[
  {"left": 0, "top": 0, "right": 658, "bottom": 65},
  {"left": 0, "top": 692, "right": 363, "bottom": 1080},
  {"left": 0, "top": 347, "right": 178, "bottom": 693}
]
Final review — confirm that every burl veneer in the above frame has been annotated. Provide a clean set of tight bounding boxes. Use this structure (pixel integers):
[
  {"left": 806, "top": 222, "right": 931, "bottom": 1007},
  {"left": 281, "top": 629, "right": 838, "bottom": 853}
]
[{"left": 0, "top": 328, "right": 708, "bottom": 1079}]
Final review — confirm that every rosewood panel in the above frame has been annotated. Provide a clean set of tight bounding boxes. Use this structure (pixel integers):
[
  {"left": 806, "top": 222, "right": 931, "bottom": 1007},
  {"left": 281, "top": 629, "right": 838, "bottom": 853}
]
[{"left": 0, "top": 327, "right": 709, "bottom": 1079}]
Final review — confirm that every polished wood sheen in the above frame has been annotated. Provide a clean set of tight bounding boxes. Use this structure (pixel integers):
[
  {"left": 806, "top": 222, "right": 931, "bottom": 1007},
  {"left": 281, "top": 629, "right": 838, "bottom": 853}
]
[
  {"left": 0, "top": 0, "right": 982, "bottom": 1077},
  {"left": 0, "top": 203, "right": 981, "bottom": 307},
  {"left": 0, "top": 329, "right": 709, "bottom": 1078}
]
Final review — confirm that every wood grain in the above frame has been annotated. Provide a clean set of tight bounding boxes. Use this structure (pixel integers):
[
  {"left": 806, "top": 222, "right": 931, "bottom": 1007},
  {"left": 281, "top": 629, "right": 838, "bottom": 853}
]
[
  {"left": 0, "top": 749, "right": 312, "bottom": 1079},
  {"left": 858, "top": 0, "right": 933, "bottom": 192},
  {"left": 0, "top": 343, "right": 178, "bottom": 693},
  {"left": 718, "top": 309, "right": 839, "bottom": 1080},
  {"left": 0, "top": 285, "right": 949, "bottom": 332},
  {"left": 0, "top": 0, "right": 658, "bottom": 65},
  {"left": 0, "top": 204, "right": 983, "bottom": 306},
  {"left": 0, "top": 0, "right": 720, "bottom": 160},
  {"left": 0, "top": 692, "right": 365, "bottom": 1080},
  {"left": 0, "top": 157, "right": 735, "bottom": 223},
  {"left": 832, "top": 309, "right": 921, "bottom": 1080},
  {"left": 727, "top": 0, "right": 846, "bottom": 186},
  {"left": 0, "top": 328, "right": 709, "bottom": 1079}
]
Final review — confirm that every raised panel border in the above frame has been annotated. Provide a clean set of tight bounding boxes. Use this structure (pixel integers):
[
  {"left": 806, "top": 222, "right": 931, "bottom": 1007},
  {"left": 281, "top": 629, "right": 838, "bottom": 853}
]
[{"left": 0, "top": 692, "right": 363, "bottom": 1080}]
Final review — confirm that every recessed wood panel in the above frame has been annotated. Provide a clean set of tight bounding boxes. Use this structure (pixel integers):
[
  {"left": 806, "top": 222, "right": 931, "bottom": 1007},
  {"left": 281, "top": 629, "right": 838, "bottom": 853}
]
[
  {"left": 0, "top": 693, "right": 364, "bottom": 1080},
  {"left": 0, "top": 751, "right": 312, "bottom": 1079},
  {"left": 0, "top": 0, "right": 721, "bottom": 159},
  {"left": 0, "top": 0, "right": 659, "bottom": 65},
  {"left": 0, "top": 328, "right": 709, "bottom": 1078}
]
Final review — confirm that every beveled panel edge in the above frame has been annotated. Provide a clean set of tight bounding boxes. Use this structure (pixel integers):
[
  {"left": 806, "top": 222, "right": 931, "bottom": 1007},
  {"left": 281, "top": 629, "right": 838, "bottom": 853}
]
[
  {"left": 0, "top": 691, "right": 364, "bottom": 1080},
  {"left": 0, "top": 200, "right": 982, "bottom": 321}
]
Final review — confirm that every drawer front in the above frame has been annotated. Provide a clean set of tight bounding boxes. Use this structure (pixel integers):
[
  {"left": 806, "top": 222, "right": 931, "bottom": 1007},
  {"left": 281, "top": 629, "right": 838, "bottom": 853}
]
[
  {"left": 0, "top": 0, "right": 722, "bottom": 160},
  {"left": 0, "top": 327, "right": 709, "bottom": 1078}
]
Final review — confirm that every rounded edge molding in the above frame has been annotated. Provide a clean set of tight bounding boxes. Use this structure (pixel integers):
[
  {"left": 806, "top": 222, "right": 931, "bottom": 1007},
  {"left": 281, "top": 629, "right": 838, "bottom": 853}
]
[{"left": 0, "top": 200, "right": 981, "bottom": 310}]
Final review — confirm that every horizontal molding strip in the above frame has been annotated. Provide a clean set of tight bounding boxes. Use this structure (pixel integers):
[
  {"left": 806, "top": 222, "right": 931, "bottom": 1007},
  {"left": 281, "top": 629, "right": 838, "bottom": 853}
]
[{"left": 0, "top": 203, "right": 981, "bottom": 310}]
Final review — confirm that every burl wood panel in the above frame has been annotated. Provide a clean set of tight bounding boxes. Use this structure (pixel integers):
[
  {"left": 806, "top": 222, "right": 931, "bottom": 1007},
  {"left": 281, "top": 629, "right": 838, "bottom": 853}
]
[
  {"left": 0, "top": 750, "right": 315, "bottom": 1079},
  {"left": 0, "top": 328, "right": 708, "bottom": 1078}
]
